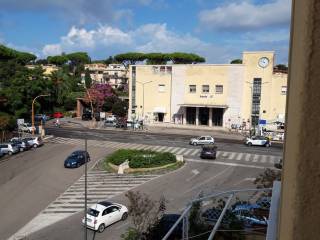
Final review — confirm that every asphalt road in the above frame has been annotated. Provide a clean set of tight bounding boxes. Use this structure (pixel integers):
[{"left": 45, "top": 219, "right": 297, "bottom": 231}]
[
  {"left": 28, "top": 158, "right": 266, "bottom": 240},
  {"left": 0, "top": 143, "right": 111, "bottom": 240},
  {"left": 2, "top": 128, "right": 282, "bottom": 240},
  {"left": 46, "top": 127, "right": 283, "bottom": 156}
]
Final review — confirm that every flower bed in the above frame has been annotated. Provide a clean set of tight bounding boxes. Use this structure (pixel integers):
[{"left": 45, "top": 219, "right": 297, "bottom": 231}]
[{"left": 106, "top": 149, "right": 176, "bottom": 168}]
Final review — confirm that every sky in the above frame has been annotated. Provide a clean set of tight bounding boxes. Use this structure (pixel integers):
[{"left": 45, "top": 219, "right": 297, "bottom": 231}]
[{"left": 0, "top": 0, "right": 291, "bottom": 64}]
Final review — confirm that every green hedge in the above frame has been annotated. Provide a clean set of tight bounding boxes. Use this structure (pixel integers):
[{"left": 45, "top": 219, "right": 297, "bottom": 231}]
[{"left": 107, "top": 149, "right": 176, "bottom": 168}]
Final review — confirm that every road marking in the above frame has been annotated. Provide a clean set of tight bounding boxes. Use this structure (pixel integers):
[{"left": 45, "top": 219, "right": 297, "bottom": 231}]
[
  {"left": 229, "top": 152, "right": 236, "bottom": 159},
  {"left": 236, "top": 153, "right": 243, "bottom": 161},
  {"left": 176, "top": 148, "right": 186, "bottom": 155},
  {"left": 151, "top": 146, "right": 162, "bottom": 151},
  {"left": 190, "top": 149, "right": 200, "bottom": 156},
  {"left": 245, "top": 153, "right": 252, "bottom": 161},
  {"left": 184, "top": 166, "right": 233, "bottom": 194},
  {"left": 269, "top": 156, "right": 277, "bottom": 164},
  {"left": 260, "top": 155, "right": 267, "bottom": 163},
  {"left": 185, "top": 158, "right": 278, "bottom": 170},
  {"left": 216, "top": 151, "right": 222, "bottom": 158},
  {"left": 186, "top": 169, "right": 200, "bottom": 182},
  {"left": 252, "top": 155, "right": 260, "bottom": 162},
  {"left": 184, "top": 149, "right": 193, "bottom": 155},
  {"left": 222, "top": 152, "right": 229, "bottom": 158},
  {"left": 170, "top": 147, "right": 181, "bottom": 153},
  {"left": 157, "top": 146, "right": 167, "bottom": 152}
]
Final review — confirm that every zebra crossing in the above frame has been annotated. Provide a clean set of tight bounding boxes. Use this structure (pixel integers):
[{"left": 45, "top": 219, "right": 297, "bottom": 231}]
[
  {"left": 47, "top": 137, "right": 281, "bottom": 165},
  {"left": 9, "top": 170, "right": 159, "bottom": 240},
  {"left": 42, "top": 170, "right": 159, "bottom": 215}
]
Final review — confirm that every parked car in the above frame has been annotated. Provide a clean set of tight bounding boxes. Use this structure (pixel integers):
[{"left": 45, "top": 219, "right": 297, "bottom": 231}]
[
  {"left": 64, "top": 150, "right": 90, "bottom": 168},
  {"left": 189, "top": 136, "right": 215, "bottom": 145},
  {"left": 245, "top": 136, "right": 271, "bottom": 147},
  {"left": 232, "top": 204, "right": 268, "bottom": 227},
  {"left": 9, "top": 138, "right": 32, "bottom": 151},
  {"left": 18, "top": 123, "right": 36, "bottom": 133},
  {"left": 200, "top": 146, "right": 217, "bottom": 159},
  {"left": 53, "top": 112, "right": 64, "bottom": 118},
  {"left": 104, "top": 120, "right": 116, "bottom": 127},
  {"left": 0, "top": 151, "right": 4, "bottom": 158},
  {"left": 82, "top": 201, "right": 128, "bottom": 233},
  {"left": 24, "top": 136, "right": 43, "bottom": 148},
  {"left": 126, "top": 120, "right": 140, "bottom": 129},
  {"left": 0, "top": 143, "right": 19, "bottom": 155},
  {"left": 148, "top": 214, "right": 182, "bottom": 240},
  {"left": 105, "top": 115, "right": 116, "bottom": 122},
  {"left": 82, "top": 112, "right": 92, "bottom": 121}
]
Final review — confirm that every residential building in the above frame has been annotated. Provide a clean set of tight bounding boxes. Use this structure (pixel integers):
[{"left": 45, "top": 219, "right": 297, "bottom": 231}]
[
  {"left": 128, "top": 51, "right": 287, "bottom": 129},
  {"left": 81, "top": 63, "right": 128, "bottom": 89},
  {"left": 26, "top": 64, "right": 59, "bottom": 75}
]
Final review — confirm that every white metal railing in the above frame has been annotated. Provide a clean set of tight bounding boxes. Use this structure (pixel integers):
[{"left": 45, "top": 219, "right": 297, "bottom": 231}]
[{"left": 162, "top": 188, "right": 273, "bottom": 240}]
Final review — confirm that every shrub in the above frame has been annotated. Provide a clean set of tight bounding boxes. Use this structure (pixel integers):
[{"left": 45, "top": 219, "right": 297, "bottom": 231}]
[{"left": 107, "top": 149, "right": 176, "bottom": 168}]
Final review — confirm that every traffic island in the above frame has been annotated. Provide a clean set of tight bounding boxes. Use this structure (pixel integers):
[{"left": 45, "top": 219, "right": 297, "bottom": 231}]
[{"left": 102, "top": 149, "right": 184, "bottom": 174}]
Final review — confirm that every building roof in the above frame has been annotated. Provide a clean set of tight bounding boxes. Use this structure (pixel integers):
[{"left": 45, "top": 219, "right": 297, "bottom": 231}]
[{"left": 178, "top": 104, "right": 228, "bottom": 108}]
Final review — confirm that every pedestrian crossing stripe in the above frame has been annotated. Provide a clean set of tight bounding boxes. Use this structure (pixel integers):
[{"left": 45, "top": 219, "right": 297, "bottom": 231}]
[{"left": 47, "top": 137, "right": 281, "bottom": 165}]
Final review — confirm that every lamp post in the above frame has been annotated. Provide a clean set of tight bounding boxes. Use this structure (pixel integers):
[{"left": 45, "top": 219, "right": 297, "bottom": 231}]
[
  {"left": 136, "top": 80, "right": 153, "bottom": 119},
  {"left": 32, "top": 94, "right": 50, "bottom": 135}
]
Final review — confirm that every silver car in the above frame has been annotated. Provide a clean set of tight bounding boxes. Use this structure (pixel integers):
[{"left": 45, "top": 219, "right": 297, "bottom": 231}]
[
  {"left": 189, "top": 136, "right": 215, "bottom": 145},
  {"left": 0, "top": 143, "right": 19, "bottom": 155},
  {"left": 24, "top": 136, "right": 44, "bottom": 148}
]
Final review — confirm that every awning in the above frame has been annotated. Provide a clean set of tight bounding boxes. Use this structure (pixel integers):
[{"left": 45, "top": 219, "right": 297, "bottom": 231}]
[
  {"left": 153, "top": 107, "right": 166, "bottom": 113},
  {"left": 178, "top": 103, "right": 228, "bottom": 108}
]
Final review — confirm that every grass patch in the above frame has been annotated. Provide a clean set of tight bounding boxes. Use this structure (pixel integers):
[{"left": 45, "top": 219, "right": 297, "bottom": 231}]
[{"left": 106, "top": 149, "right": 176, "bottom": 169}]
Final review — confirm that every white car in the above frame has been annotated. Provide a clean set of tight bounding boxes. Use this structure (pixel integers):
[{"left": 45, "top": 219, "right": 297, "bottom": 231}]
[
  {"left": 19, "top": 123, "right": 36, "bottom": 133},
  {"left": 82, "top": 201, "right": 128, "bottom": 233},
  {"left": 245, "top": 136, "right": 271, "bottom": 147},
  {"left": 189, "top": 136, "right": 215, "bottom": 145},
  {"left": 24, "top": 136, "right": 44, "bottom": 148}
]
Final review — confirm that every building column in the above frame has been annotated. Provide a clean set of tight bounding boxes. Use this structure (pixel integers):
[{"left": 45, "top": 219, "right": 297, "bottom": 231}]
[
  {"left": 209, "top": 108, "right": 213, "bottom": 127},
  {"left": 278, "top": 1, "right": 320, "bottom": 239},
  {"left": 183, "top": 107, "right": 187, "bottom": 125},
  {"left": 195, "top": 107, "right": 199, "bottom": 126}
]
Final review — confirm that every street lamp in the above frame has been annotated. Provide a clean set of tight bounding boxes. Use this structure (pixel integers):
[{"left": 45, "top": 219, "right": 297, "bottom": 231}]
[
  {"left": 136, "top": 80, "right": 153, "bottom": 119},
  {"left": 32, "top": 94, "right": 50, "bottom": 135}
]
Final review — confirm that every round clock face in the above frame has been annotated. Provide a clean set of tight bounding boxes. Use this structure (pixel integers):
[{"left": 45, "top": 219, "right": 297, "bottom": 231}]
[{"left": 258, "top": 57, "right": 269, "bottom": 68}]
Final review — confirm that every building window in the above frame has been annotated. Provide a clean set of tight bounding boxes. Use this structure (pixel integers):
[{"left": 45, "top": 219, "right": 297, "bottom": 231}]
[
  {"left": 281, "top": 86, "right": 287, "bottom": 95},
  {"left": 166, "top": 66, "right": 172, "bottom": 74},
  {"left": 158, "top": 84, "right": 165, "bottom": 92},
  {"left": 202, "top": 85, "right": 209, "bottom": 93},
  {"left": 160, "top": 66, "right": 166, "bottom": 73},
  {"left": 189, "top": 85, "right": 196, "bottom": 93},
  {"left": 215, "top": 85, "right": 223, "bottom": 94},
  {"left": 152, "top": 66, "right": 159, "bottom": 73}
]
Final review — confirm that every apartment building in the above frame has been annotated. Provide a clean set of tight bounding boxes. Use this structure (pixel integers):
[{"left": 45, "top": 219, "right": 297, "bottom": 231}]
[{"left": 128, "top": 51, "right": 287, "bottom": 129}]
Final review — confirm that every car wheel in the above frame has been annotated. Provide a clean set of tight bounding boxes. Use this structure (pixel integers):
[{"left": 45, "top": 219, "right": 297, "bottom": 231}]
[
  {"left": 121, "top": 212, "right": 128, "bottom": 221},
  {"left": 265, "top": 143, "right": 270, "bottom": 147},
  {"left": 33, "top": 144, "right": 38, "bottom": 148},
  {"left": 248, "top": 142, "right": 252, "bottom": 147},
  {"left": 8, "top": 151, "right": 13, "bottom": 155},
  {"left": 193, "top": 142, "right": 197, "bottom": 146},
  {"left": 97, "top": 223, "right": 105, "bottom": 233}
]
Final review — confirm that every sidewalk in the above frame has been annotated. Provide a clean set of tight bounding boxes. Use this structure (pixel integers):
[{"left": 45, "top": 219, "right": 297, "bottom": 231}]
[{"left": 59, "top": 118, "right": 245, "bottom": 141}]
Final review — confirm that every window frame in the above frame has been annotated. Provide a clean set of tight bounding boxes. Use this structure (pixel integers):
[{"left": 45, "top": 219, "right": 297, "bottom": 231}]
[
  {"left": 215, "top": 85, "right": 223, "bottom": 94},
  {"left": 158, "top": 84, "right": 165, "bottom": 93},
  {"left": 202, "top": 85, "right": 210, "bottom": 93},
  {"left": 189, "top": 85, "right": 197, "bottom": 93}
]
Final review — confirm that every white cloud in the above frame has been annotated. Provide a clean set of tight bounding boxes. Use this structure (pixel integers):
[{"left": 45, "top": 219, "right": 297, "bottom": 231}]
[
  {"left": 42, "top": 44, "right": 62, "bottom": 56},
  {"left": 199, "top": 0, "right": 291, "bottom": 31},
  {"left": 42, "top": 23, "right": 230, "bottom": 63}
]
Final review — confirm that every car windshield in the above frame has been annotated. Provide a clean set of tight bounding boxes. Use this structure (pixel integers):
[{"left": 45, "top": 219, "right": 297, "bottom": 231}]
[
  {"left": 87, "top": 208, "right": 99, "bottom": 217},
  {"left": 67, "top": 156, "right": 78, "bottom": 161}
]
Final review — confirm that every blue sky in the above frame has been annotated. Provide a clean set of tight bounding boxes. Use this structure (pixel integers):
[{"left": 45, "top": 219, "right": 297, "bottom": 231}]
[{"left": 0, "top": 0, "right": 291, "bottom": 63}]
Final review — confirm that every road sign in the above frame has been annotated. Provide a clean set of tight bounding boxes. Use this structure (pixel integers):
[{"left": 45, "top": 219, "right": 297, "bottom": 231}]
[{"left": 259, "top": 119, "right": 267, "bottom": 125}]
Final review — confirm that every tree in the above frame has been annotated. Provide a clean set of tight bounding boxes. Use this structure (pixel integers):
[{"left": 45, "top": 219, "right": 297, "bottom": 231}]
[
  {"left": 275, "top": 64, "right": 288, "bottom": 71},
  {"left": 85, "top": 83, "right": 114, "bottom": 111},
  {"left": 0, "top": 45, "right": 36, "bottom": 64},
  {"left": 84, "top": 68, "right": 92, "bottom": 89},
  {"left": 122, "top": 191, "right": 166, "bottom": 240},
  {"left": 114, "top": 52, "right": 146, "bottom": 66},
  {"left": 35, "top": 59, "right": 48, "bottom": 65},
  {"left": 104, "top": 56, "right": 114, "bottom": 65},
  {"left": 168, "top": 52, "right": 205, "bottom": 64},
  {"left": 230, "top": 59, "right": 243, "bottom": 64},
  {"left": 67, "top": 52, "right": 91, "bottom": 65},
  {"left": 112, "top": 100, "right": 128, "bottom": 117},
  {"left": 47, "top": 55, "right": 68, "bottom": 66},
  {"left": 145, "top": 53, "right": 170, "bottom": 65},
  {"left": 102, "top": 95, "right": 118, "bottom": 112}
]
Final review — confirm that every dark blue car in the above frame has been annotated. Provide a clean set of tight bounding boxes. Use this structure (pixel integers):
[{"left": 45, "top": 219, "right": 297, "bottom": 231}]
[{"left": 64, "top": 150, "right": 90, "bottom": 168}]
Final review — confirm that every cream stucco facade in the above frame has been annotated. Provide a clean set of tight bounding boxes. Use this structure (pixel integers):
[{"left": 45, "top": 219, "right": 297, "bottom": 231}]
[{"left": 128, "top": 51, "right": 287, "bottom": 129}]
